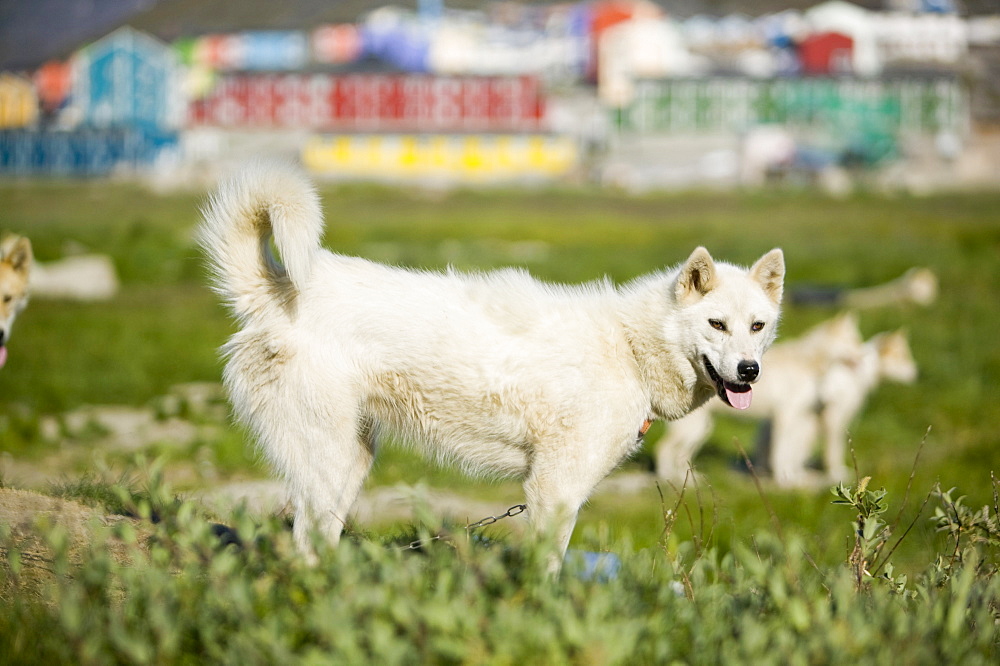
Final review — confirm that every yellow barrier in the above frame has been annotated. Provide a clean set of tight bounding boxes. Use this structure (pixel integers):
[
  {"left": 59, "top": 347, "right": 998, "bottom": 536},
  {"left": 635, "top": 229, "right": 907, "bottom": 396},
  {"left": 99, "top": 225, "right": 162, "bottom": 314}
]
[
  {"left": 0, "top": 74, "right": 39, "bottom": 129},
  {"left": 303, "top": 134, "right": 578, "bottom": 183}
]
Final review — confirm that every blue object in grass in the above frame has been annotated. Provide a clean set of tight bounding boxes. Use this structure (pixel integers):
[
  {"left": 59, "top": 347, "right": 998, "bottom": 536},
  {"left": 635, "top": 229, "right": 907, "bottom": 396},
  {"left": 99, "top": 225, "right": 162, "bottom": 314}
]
[{"left": 568, "top": 550, "right": 621, "bottom": 582}]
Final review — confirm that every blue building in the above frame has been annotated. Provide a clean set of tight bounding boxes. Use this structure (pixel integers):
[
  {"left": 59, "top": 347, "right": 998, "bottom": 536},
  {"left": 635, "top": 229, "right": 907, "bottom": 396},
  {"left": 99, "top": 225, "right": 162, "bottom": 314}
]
[{"left": 72, "top": 26, "right": 180, "bottom": 132}]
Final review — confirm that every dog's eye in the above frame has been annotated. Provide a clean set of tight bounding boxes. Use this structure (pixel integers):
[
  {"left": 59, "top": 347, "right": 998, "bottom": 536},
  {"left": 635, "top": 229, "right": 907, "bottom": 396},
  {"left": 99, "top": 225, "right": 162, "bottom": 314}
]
[
  {"left": 2, "top": 294, "right": 10, "bottom": 304},
  {"left": 751, "top": 321, "right": 765, "bottom": 332},
  {"left": 709, "top": 319, "right": 727, "bottom": 332}
]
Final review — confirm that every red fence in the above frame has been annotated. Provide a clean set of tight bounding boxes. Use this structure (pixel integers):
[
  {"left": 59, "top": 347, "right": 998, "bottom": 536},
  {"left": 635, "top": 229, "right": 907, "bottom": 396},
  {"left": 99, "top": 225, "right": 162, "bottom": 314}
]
[{"left": 189, "top": 74, "right": 545, "bottom": 131}]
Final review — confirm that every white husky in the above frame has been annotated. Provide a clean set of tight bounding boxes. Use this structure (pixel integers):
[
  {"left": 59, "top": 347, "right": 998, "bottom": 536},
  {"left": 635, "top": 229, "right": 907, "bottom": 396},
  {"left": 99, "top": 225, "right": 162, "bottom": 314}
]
[
  {"left": 199, "top": 162, "right": 785, "bottom": 568},
  {"left": 0, "top": 234, "right": 33, "bottom": 370}
]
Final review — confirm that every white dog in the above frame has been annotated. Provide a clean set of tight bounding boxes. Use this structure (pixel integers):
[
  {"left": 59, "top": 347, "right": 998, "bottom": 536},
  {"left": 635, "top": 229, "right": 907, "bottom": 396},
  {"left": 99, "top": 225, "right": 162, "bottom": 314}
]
[
  {"left": 0, "top": 234, "right": 33, "bottom": 370},
  {"left": 654, "top": 311, "right": 864, "bottom": 485},
  {"left": 816, "top": 329, "right": 917, "bottom": 484},
  {"left": 199, "top": 162, "right": 785, "bottom": 568}
]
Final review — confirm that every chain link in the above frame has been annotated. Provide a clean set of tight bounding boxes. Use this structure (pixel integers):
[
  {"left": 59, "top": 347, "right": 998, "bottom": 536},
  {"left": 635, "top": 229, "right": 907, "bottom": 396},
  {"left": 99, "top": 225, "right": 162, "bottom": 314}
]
[{"left": 399, "top": 503, "right": 527, "bottom": 551}]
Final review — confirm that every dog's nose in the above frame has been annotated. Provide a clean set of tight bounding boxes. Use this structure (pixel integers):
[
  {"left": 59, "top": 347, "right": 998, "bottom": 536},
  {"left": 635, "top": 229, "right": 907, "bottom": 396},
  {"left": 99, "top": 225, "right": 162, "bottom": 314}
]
[
  {"left": 0, "top": 330, "right": 5, "bottom": 346},
  {"left": 737, "top": 360, "right": 759, "bottom": 383}
]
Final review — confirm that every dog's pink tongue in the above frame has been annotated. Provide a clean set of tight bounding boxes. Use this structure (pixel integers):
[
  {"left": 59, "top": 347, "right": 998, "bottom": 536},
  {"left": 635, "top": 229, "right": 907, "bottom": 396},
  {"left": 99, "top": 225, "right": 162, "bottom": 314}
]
[
  {"left": 0, "top": 346, "right": 6, "bottom": 369},
  {"left": 725, "top": 385, "right": 752, "bottom": 410}
]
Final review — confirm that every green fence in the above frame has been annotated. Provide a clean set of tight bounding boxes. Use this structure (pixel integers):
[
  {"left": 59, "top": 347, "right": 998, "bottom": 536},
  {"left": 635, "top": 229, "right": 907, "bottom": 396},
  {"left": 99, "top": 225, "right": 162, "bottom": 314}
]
[{"left": 614, "top": 76, "right": 967, "bottom": 136}]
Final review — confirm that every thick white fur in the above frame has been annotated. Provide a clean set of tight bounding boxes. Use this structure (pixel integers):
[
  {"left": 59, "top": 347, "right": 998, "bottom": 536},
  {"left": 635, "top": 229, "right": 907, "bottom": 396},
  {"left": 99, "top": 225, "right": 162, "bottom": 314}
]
[
  {"left": 198, "top": 162, "right": 785, "bottom": 568},
  {"left": 0, "top": 234, "right": 33, "bottom": 364}
]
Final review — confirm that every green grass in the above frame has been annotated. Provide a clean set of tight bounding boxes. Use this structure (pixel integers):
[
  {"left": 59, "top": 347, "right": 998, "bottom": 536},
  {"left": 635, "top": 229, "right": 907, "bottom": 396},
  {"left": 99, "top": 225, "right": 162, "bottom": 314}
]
[
  {"left": 2, "top": 179, "right": 1000, "bottom": 603},
  {"left": 2, "top": 179, "right": 1000, "bottom": 660},
  {"left": 2, "top": 470, "right": 999, "bottom": 664}
]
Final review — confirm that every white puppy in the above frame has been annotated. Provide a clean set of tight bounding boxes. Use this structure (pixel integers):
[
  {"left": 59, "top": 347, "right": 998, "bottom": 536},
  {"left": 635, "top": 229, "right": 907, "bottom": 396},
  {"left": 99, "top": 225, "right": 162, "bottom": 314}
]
[{"left": 199, "top": 162, "right": 785, "bottom": 569}]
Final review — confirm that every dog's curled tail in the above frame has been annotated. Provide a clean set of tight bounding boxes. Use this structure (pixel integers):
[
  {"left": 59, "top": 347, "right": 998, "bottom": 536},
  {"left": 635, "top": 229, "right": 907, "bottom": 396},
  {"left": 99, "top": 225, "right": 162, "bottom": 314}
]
[{"left": 198, "top": 161, "right": 323, "bottom": 319}]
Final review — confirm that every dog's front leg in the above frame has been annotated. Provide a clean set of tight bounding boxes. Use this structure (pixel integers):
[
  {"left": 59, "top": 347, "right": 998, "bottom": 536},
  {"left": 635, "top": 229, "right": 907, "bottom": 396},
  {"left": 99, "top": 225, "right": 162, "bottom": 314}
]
[
  {"left": 770, "top": 411, "right": 820, "bottom": 488},
  {"left": 523, "top": 499, "right": 580, "bottom": 576},
  {"left": 821, "top": 412, "right": 852, "bottom": 484},
  {"left": 522, "top": 455, "right": 610, "bottom": 576}
]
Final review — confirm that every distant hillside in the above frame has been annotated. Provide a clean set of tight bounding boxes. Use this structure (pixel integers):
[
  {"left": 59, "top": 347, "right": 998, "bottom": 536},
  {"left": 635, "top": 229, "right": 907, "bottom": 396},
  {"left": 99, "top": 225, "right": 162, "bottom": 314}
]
[
  {"left": 126, "top": 0, "right": 887, "bottom": 44},
  {"left": 0, "top": 0, "right": 894, "bottom": 72},
  {"left": 128, "top": 0, "right": 467, "bottom": 42},
  {"left": 0, "top": 0, "right": 155, "bottom": 70}
]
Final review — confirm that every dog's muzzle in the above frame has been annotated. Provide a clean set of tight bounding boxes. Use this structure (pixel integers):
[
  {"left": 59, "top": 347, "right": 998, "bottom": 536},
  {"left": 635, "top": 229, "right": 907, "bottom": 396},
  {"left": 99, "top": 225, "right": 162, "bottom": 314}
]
[
  {"left": 703, "top": 355, "right": 753, "bottom": 410},
  {"left": 737, "top": 360, "right": 759, "bottom": 383}
]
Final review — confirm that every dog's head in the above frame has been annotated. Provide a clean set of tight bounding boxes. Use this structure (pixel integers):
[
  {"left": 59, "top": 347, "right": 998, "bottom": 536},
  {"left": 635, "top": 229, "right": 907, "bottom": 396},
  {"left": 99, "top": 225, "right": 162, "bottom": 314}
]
[
  {"left": 673, "top": 246, "right": 784, "bottom": 410},
  {"left": 872, "top": 329, "right": 918, "bottom": 384},
  {"left": 803, "top": 311, "right": 865, "bottom": 367},
  {"left": 0, "top": 234, "right": 33, "bottom": 368}
]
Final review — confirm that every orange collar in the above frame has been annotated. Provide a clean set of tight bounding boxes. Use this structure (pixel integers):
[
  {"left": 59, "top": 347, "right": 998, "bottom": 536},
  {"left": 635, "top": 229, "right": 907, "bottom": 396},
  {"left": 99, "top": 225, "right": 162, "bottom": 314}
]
[{"left": 639, "top": 419, "right": 652, "bottom": 437}]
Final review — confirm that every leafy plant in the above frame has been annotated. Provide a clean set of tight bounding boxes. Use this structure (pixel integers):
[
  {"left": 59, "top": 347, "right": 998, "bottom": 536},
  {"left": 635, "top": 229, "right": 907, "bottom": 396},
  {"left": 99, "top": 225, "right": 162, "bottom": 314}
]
[
  {"left": 4, "top": 469, "right": 1000, "bottom": 663},
  {"left": 832, "top": 476, "right": 891, "bottom": 589},
  {"left": 48, "top": 457, "right": 184, "bottom": 525},
  {"left": 930, "top": 474, "right": 1000, "bottom": 579}
]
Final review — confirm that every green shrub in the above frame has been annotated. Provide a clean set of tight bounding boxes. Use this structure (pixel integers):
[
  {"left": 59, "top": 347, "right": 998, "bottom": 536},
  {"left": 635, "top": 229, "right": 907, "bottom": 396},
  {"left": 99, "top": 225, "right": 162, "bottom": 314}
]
[{"left": 2, "top": 472, "right": 999, "bottom": 664}]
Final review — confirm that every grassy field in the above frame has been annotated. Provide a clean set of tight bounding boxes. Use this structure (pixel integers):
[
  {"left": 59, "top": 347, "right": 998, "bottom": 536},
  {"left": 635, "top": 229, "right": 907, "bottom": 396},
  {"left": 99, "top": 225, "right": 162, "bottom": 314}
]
[{"left": 2, "top": 178, "right": 1000, "bottom": 661}]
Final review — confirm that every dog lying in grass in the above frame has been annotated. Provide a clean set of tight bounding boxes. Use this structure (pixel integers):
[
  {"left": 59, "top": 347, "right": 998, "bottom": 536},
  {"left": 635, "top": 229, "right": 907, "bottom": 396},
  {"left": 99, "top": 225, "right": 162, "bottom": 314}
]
[{"left": 0, "top": 234, "right": 33, "bottom": 370}]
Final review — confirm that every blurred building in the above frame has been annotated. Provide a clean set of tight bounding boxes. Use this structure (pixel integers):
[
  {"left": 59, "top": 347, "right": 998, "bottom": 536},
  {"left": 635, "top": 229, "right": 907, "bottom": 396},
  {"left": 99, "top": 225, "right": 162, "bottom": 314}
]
[{"left": 0, "top": 0, "right": 998, "bottom": 190}]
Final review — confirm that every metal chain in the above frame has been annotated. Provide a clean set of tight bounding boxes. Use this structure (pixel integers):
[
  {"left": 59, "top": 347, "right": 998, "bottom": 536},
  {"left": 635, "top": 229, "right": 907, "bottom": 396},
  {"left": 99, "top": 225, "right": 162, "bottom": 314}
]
[{"left": 399, "top": 503, "right": 527, "bottom": 551}]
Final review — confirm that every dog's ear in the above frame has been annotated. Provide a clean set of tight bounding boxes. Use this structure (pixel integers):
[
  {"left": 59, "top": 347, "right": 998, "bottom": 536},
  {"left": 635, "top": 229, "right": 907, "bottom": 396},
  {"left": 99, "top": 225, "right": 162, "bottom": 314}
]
[
  {"left": 5, "top": 236, "right": 33, "bottom": 276},
  {"left": 880, "top": 328, "right": 910, "bottom": 354},
  {"left": 675, "top": 246, "right": 717, "bottom": 303},
  {"left": 749, "top": 248, "right": 784, "bottom": 305},
  {"left": 828, "top": 310, "right": 860, "bottom": 338}
]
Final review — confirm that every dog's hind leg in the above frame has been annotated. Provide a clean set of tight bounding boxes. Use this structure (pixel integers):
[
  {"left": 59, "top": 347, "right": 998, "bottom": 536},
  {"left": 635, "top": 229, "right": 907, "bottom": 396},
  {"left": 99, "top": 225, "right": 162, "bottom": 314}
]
[{"left": 265, "top": 413, "right": 375, "bottom": 561}]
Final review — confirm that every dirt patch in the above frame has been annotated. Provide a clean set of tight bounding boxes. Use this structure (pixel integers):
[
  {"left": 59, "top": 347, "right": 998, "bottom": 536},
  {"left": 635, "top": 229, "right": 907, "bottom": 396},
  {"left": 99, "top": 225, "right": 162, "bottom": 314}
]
[{"left": 0, "top": 488, "right": 143, "bottom": 599}]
